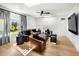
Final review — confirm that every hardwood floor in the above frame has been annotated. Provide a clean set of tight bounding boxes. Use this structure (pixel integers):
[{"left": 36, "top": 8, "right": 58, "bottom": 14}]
[{"left": 0, "top": 35, "right": 79, "bottom": 56}]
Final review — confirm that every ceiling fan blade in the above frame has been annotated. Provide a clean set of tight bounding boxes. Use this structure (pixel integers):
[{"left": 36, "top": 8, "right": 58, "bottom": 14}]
[{"left": 45, "top": 12, "right": 50, "bottom": 14}]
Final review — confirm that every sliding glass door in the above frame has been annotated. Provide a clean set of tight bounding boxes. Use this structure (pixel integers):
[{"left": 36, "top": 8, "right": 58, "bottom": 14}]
[
  {"left": 10, "top": 12, "right": 21, "bottom": 41},
  {"left": 0, "top": 8, "right": 27, "bottom": 44}
]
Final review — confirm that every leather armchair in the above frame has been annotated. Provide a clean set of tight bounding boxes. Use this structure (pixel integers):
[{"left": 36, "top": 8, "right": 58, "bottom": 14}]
[
  {"left": 16, "top": 30, "right": 31, "bottom": 45},
  {"left": 16, "top": 35, "right": 24, "bottom": 45},
  {"left": 50, "top": 34, "right": 57, "bottom": 44}
]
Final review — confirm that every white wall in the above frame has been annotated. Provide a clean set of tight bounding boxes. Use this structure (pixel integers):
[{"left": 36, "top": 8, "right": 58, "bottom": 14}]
[
  {"left": 66, "top": 5, "right": 79, "bottom": 51},
  {"left": 54, "top": 17, "right": 68, "bottom": 35},
  {"left": 55, "top": 16, "right": 79, "bottom": 52},
  {"left": 27, "top": 16, "right": 36, "bottom": 29},
  {"left": 36, "top": 17, "right": 57, "bottom": 33},
  {"left": 36, "top": 16, "right": 68, "bottom": 35}
]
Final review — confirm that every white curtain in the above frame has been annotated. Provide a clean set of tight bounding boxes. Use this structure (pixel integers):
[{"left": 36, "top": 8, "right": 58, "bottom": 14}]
[
  {"left": 0, "top": 8, "right": 10, "bottom": 45},
  {"left": 21, "top": 15, "right": 27, "bottom": 31}
]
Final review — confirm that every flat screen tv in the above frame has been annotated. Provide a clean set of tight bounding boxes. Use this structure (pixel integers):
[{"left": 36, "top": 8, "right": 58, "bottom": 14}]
[{"left": 68, "top": 13, "right": 78, "bottom": 35}]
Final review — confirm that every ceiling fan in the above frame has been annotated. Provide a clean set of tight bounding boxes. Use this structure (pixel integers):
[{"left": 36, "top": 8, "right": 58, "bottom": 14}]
[{"left": 36, "top": 10, "right": 50, "bottom": 16}]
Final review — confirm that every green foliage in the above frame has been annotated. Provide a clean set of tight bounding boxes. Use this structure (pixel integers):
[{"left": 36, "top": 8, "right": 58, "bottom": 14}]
[
  {"left": 10, "top": 22, "right": 17, "bottom": 32},
  {"left": 12, "top": 22, "right": 17, "bottom": 27}
]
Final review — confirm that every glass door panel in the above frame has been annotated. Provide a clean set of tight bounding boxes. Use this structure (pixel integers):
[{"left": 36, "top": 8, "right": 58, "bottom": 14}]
[{"left": 10, "top": 12, "right": 21, "bottom": 41}]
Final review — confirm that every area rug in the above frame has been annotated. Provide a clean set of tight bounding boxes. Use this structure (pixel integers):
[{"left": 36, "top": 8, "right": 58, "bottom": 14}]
[{"left": 13, "top": 43, "right": 35, "bottom": 56}]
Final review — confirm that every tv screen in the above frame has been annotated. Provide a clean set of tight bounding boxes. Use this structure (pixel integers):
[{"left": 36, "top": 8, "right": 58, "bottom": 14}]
[{"left": 68, "top": 13, "right": 78, "bottom": 35}]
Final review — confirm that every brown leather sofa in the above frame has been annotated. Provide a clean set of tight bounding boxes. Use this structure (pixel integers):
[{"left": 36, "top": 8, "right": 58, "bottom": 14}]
[
  {"left": 33, "top": 34, "right": 47, "bottom": 46},
  {"left": 30, "top": 37, "right": 45, "bottom": 51},
  {"left": 29, "top": 34, "right": 48, "bottom": 51}
]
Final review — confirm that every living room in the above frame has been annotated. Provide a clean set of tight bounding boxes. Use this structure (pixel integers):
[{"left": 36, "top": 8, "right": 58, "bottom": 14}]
[{"left": 0, "top": 3, "right": 79, "bottom": 56}]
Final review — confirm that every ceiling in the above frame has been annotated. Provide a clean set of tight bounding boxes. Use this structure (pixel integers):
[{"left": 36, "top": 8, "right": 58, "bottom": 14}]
[
  {"left": 0, "top": 3, "right": 78, "bottom": 18},
  {"left": 28, "top": 3, "right": 78, "bottom": 17}
]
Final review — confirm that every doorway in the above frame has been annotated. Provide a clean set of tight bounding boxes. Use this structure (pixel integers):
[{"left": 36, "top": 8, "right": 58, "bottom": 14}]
[{"left": 9, "top": 12, "right": 21, "bottom": 42}]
